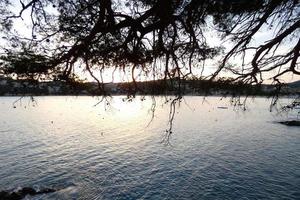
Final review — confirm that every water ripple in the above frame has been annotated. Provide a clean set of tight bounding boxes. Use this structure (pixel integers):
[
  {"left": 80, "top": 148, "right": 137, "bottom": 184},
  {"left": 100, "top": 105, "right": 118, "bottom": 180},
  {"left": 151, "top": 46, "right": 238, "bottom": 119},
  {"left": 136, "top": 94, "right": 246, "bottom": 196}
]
[{"left": 0, "top": 96, "right": 299, "bottom": 200}]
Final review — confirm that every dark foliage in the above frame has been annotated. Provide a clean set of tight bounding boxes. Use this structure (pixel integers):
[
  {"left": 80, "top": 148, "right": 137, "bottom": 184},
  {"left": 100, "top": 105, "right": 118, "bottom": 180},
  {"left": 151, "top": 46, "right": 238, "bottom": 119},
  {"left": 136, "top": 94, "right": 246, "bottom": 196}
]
[{"left": 0, "top": 0, "right": 298, "bottom": 92}]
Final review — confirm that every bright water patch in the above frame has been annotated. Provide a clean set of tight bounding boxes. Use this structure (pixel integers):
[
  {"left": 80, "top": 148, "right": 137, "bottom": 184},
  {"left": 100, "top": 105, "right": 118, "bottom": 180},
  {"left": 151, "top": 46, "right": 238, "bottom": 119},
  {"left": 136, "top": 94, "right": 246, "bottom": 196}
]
[{"left": 0, "top": 96, "right": 299, "bottom": 199}]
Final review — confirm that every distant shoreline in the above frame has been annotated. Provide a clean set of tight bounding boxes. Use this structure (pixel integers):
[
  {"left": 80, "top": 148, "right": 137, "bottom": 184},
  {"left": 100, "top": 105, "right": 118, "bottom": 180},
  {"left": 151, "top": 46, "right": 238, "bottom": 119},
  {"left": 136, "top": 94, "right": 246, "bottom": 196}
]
[
  {"left": 0, "top": 94, "right": 298, "bottom": 99},
  {"left": 1, "top": 76, "right": 299, "bottom": 97}
]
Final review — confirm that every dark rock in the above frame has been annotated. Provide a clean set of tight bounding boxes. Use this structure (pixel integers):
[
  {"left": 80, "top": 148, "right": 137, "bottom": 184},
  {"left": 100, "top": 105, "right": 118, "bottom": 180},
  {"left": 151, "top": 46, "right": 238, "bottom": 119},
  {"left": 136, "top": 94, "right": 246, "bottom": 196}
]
[
  {"left": 0, "top": 187, "right": 56, "bottom": 200},
  {"left": 0, "top": 191, "right": 10, "bottom": 200},
  {"left": 279, "top": 120, "right": 300, "bottom": 126},
  {"left": 7, "top": 192, "right": 22, "bottom": 200},
  {"left": 20, "top": 187, "right": 36, "bottom": 195}
]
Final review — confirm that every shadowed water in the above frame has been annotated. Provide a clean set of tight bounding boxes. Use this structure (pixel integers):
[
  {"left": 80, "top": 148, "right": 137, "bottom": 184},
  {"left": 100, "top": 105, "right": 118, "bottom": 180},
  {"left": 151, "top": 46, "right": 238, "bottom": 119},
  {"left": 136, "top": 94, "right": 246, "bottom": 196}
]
[{"left": 0, "top": 96, "right": 299, "bottom": 199}]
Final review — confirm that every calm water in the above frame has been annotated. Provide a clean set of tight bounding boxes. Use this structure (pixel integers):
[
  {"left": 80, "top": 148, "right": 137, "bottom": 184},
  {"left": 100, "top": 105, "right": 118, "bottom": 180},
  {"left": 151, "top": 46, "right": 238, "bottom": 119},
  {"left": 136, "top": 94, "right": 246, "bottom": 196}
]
[{"left": 0, "top": 96, "right": 299, "bottom": 200}]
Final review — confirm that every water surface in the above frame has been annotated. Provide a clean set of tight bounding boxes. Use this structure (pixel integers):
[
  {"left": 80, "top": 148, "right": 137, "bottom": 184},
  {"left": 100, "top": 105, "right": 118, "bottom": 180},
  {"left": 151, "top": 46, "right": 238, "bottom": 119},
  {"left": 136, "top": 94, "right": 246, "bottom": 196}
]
[{"left": 0, "top": 96, "right": 299, "bottom": 199}]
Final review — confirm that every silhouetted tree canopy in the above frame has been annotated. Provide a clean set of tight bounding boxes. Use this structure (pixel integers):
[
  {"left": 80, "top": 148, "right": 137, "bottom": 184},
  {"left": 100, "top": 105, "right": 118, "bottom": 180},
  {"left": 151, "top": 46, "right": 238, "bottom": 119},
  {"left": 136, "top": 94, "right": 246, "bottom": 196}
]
[{"left": 0, "top": 0, "right": 299, "bottom": 92}]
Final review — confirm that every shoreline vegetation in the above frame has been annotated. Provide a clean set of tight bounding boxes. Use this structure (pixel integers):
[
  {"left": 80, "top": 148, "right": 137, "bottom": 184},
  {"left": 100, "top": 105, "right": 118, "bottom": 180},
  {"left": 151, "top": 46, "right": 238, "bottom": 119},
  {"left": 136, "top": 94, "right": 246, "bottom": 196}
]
[{"left": 1, "top": 76, "right": 300, "bottom": 97}]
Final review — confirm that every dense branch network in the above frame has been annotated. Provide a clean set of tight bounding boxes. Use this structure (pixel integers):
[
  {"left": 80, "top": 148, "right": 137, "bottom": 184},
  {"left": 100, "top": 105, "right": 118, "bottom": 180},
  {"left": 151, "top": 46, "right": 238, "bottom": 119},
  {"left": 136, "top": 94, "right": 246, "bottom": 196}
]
[{"left": 0, "top": 0, "right": 299, "bottom": 91}]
